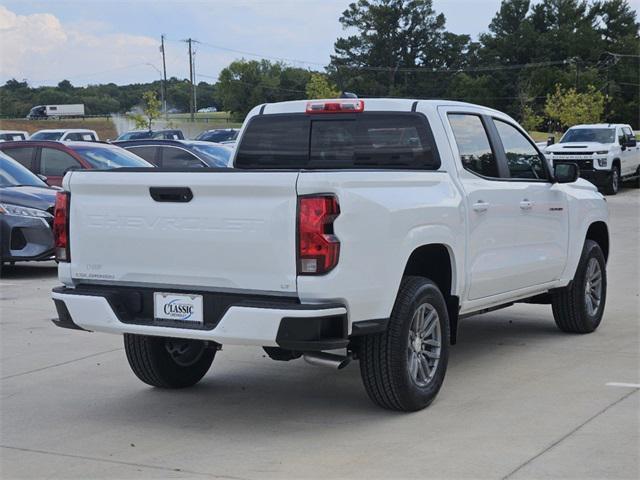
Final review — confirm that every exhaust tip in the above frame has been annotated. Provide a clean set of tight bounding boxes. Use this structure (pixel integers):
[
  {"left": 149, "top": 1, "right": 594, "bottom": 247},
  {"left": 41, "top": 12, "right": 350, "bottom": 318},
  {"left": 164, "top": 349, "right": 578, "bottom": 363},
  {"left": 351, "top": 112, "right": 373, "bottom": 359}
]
[{"left": 303, "top": 352, "right": 352, "bottom": 370}]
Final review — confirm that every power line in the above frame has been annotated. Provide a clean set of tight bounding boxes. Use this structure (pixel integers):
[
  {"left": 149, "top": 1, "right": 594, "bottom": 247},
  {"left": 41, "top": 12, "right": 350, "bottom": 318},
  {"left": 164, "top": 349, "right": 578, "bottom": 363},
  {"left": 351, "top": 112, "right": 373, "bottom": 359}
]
[{"left": 188, "top": 40, "right": 327, "bottom": 67}]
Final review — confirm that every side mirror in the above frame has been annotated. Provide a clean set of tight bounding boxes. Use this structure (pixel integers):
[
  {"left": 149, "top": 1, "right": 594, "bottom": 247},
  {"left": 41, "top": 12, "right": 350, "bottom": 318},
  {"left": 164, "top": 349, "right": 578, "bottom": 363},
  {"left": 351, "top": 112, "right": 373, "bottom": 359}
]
[
  {"left": 547, "top": 135, "right": 555, "bottom": 146},
  {"left": 626, "top": 137, "right": 637, "bottom": 147},
  {"left": 37, "top": 174, "right": 48, "bottom": 183},
  {"left": 554, "top": 163, "right": 579, "bottom": 184}
]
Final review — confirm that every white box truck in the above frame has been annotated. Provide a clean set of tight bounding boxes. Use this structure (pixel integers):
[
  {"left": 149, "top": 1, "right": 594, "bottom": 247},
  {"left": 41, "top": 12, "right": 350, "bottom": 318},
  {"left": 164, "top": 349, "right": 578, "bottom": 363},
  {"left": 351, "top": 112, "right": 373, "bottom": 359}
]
[{"left": 27, "top": 104, "right": 85, "bottom": 119}]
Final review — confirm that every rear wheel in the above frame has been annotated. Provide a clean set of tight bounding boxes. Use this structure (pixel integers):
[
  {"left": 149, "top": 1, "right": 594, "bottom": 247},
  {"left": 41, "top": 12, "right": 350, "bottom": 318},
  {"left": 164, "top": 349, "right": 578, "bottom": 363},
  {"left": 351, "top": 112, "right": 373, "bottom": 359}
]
[
  {"left": 358, "top": 276, "right": 449, "bottom": 411},
  {"left": 551, "top": 240, "right": 607, "bottom": 333},
  {"left": 124, "top": 334, "right": 216, "bottom": 388}
]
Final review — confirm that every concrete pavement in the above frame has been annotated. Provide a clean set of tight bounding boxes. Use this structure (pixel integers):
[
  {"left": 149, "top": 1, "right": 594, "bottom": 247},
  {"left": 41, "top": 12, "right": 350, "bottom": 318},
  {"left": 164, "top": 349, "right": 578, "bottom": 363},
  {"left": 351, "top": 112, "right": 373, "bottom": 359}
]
[{"left": 1, "top": 189, "right": 638, "bottom": 479}]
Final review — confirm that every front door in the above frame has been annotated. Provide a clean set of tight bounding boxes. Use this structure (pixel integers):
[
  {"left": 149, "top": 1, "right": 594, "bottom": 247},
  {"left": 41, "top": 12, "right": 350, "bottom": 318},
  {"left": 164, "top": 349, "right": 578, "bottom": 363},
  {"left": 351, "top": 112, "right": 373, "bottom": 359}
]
[{"left": 491, "top": 118, "right": 569, "bottom": 288}]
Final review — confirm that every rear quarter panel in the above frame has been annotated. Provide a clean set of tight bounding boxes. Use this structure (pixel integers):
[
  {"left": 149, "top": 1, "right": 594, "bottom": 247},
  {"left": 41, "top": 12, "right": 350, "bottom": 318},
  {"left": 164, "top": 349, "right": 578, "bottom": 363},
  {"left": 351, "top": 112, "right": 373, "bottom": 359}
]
[{"left": 296, "top": 170, "right": 464, "bottom": 328}]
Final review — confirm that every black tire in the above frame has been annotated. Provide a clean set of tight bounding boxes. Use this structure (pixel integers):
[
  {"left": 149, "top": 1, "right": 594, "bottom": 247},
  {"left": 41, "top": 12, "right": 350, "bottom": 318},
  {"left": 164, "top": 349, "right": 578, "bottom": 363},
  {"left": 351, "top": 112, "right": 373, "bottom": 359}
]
[
  {"left": 604, "top": 165, "right": 620, "bottom": 195},
  {"left": 358, "top": 276, "right": 450, "bottom": 412},
  {"left": 551, "top": 240, "right": 607, "bottom": 333},
  {"left": 124, "top": 334, "right": 216, "bottom": 388}
]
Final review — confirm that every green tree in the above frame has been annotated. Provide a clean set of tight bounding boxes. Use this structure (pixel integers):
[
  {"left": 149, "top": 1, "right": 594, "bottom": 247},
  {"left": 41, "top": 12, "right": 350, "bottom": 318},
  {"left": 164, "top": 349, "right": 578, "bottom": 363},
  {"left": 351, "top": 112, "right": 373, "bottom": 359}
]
[
  {"left": 217, "top": 60, "right": 310, "bottom": 121},
  {"left": 544, "top": 84, "right": 605, "bottom": 128},
  {"left": 133, "top": 91, "right": 162, "bottom": 130},
  {"left": 330, "top": 0, "right": 471, "bottom": 97},
  {"left": 305, "top": 73, "right": 340, "bottom": 99},
  {"left": 521, "top": 105, "right": 543, "bottom": 131}
]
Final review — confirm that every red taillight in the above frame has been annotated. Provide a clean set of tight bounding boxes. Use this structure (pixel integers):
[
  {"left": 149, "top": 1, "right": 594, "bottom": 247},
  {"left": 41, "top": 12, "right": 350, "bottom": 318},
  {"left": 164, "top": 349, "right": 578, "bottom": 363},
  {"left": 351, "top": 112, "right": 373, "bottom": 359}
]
[
  {"left": 297, "top": 195, "right": 340, "bottom": 275},
  {"left": 53, "top": 192, "right": 70, "bottom": 262},
  {"left": 306, "top": 100, "right": 364, "bottom": 114}
]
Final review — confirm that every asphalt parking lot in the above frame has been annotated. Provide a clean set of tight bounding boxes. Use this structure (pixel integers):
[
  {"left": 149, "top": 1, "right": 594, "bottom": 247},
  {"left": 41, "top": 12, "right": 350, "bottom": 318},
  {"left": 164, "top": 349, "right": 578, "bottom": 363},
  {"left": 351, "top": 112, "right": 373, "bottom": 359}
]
[{"left": 1, "top": 188, "right": 638, "bottom": 480}]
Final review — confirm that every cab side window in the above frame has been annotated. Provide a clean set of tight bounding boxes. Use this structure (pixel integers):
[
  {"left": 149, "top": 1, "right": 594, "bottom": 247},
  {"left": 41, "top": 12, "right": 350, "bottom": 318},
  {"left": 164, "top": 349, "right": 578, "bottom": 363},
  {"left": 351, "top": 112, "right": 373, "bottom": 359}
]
[
  {"left": 160, "top": 147, "right": 203, "bottom": 168},
  {"left": 448, "top": 114, "right": 499, "bottom": 178},
  {"left": 126, "top": 146, "right": 158, "bottom": 166},
  {"left": 40, "top": 148, "right": 81, "bottom": 176},
  {"left": 493, "top": 119, "right": 549, "bottom": 180},
  {"left": 622, "top": 127, "right": 636, "bottom": 145},
  {"left": 2, "top": 147, "right": 35, "bottom": 169}
]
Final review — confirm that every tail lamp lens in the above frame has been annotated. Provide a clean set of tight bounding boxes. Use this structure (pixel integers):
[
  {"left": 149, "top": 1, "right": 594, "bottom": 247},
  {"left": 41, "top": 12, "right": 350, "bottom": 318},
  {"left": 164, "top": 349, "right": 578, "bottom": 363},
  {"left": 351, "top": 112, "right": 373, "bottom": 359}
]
[
  {"left": 297, "top": 195, "right": 340, "bottom": 275},
  {"left": 306, "top": 100, "right": 364, "bottom": 114},
  {"left": 53, "top": 192, "right": 70, "bottom": 262}
]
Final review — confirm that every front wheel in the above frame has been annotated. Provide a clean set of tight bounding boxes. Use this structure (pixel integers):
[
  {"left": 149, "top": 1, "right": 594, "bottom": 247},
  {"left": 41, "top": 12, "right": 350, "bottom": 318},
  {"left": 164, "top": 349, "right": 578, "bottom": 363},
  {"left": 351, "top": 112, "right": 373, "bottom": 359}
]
[
  {"left": 124, "top": 334, "right": 216, "bottom": 388},
  {"left": 551, "top": 240, "right": 607, "bottom": 333},
  {"left": 358, "top": 276, "right": 450, "bottom": 411},
  {"left": 604, "top": 165, "right": 620, "bottom": 195}
]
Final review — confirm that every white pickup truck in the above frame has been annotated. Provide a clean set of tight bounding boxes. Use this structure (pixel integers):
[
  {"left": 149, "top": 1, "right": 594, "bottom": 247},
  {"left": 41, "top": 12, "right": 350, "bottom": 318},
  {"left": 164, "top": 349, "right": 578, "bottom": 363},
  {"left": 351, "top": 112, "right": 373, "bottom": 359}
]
[
  {"left": 545, "top": 123, "right": 640, "bottom": 195},
  {"left": 51, "top": 99, "right": 609, "bottom": 411}
]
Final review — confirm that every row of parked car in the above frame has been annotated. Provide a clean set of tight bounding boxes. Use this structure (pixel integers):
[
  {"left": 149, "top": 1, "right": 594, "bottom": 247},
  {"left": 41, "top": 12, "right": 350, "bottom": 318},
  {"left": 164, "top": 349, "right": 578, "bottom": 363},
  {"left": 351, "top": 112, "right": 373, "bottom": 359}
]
[
  {"left": 0, "top": 127, "right": 239, "bottom": 143},
  {"left": 0, "top": 127, "right": 239, "bottom": 271}
]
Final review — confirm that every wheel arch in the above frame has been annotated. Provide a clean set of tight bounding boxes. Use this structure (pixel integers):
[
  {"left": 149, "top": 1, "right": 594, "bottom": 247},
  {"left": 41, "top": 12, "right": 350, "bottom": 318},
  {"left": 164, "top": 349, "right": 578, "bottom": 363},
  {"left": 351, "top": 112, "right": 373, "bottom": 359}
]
[
  {"left": 402, "top": 243, "right": 460, "bottom": 344},
  {"left": 586, "top": 221, "right": 609, "bottom": 262}
]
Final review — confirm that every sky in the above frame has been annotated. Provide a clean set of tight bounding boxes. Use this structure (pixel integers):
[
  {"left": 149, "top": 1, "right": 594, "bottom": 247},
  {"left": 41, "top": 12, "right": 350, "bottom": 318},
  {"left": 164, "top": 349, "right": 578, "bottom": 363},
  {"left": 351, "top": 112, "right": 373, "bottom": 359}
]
[{"left": 0, "top": 0, "right": 504, "bottom": 87}]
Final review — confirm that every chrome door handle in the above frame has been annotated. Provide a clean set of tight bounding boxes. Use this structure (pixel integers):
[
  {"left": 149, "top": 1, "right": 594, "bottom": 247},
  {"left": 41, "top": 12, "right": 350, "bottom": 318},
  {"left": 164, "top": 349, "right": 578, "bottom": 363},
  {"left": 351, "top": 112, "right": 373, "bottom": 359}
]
[
  {"left": 520, "top": 199, "right": 534, "bottom": 210},
  {"left": 473, "top": 201, "right": 490, "bottom": 212}
]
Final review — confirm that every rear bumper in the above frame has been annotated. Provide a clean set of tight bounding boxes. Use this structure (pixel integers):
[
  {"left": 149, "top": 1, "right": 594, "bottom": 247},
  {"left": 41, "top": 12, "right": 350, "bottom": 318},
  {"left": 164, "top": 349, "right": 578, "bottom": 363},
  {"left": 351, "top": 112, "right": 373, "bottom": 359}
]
[{"left": 51, "top": 286, "right": 349, "bottom": 351}]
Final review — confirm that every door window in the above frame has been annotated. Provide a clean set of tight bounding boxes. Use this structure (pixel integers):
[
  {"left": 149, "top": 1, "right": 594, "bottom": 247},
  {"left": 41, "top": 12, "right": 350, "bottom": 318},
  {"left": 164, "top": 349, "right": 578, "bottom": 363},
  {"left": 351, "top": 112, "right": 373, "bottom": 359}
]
[
  {"left": 494, "top": 120, "right": 549, "bottom": 180},
  {"left": 160, "top": 147, "right": 203, "bottom": 168},
  {"left": 448, "top": 114, "right": 499, "bottom": 178},
  {"left": 2, "top": 147, "right": 35, "bottom": 169},
  {"left": 622, "top": 127, "right": 635, "bottom": 144},
  {"left": 126, "top": 146, "right": 158, "bottom": 165},
  {"left": 40, "top": 148, "right": 81, "bottom": 176}
]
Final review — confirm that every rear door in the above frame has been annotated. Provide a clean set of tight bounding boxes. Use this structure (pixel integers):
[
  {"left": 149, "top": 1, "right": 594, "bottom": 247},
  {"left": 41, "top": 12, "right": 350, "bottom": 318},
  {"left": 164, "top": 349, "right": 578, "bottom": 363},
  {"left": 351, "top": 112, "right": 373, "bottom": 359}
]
[{"left": 444, "top": 109, "right": 520, "bottom": 300}]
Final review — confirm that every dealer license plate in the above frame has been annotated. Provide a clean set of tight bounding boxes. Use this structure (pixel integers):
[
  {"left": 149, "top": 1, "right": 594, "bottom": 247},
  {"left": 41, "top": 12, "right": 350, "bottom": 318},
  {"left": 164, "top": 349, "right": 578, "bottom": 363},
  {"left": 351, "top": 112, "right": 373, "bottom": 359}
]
[{"left": 154, "top": 292, "right": 203, "bottom": 324}]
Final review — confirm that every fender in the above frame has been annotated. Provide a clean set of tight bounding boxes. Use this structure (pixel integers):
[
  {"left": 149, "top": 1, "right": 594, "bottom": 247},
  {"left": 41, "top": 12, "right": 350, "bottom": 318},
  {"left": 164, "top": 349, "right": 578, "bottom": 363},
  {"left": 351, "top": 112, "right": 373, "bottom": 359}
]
[{"left": 558, "top": 191, "right": 609, "bottom": 284}]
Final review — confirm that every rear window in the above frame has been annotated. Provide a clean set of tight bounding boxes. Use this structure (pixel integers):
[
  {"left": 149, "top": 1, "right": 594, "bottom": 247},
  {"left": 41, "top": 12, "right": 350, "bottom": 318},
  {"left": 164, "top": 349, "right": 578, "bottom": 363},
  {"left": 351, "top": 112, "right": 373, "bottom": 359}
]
[{"left": 235, "top": 113, "right": 440, "bottom": 170}]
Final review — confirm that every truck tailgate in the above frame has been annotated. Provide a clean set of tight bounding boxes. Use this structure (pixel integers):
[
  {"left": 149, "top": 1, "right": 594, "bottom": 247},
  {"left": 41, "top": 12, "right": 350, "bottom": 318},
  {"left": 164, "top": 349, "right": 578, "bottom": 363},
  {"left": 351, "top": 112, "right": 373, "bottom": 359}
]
[{"left": 67, "top": 171, "right": 299, "bottom": 294}]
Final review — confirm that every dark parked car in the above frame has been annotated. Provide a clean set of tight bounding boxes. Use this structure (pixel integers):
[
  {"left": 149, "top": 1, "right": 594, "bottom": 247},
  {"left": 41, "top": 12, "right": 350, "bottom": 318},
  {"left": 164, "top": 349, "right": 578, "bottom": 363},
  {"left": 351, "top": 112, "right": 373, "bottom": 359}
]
[
  {"left": 0, "top": 141, "right": 153, "bottom": 187},
  {"left": 115, "top": 129, "right": 185, "bottom": 141},
  {"left": 0, "top": 152, "right": 57, "bottom": 272},
  {"left": 194, "top": 128, "right": 239, "bottom": 143},
  {"left": 113, "top": 139, "right": 233, "bottom": 168}
]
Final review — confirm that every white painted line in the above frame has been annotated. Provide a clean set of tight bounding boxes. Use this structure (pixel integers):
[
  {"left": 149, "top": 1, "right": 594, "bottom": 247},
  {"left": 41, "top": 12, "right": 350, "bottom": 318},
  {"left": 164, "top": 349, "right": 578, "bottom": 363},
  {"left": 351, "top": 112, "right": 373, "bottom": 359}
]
[{"left": 606, "top": 382, "right": 640, "bottom": 389}]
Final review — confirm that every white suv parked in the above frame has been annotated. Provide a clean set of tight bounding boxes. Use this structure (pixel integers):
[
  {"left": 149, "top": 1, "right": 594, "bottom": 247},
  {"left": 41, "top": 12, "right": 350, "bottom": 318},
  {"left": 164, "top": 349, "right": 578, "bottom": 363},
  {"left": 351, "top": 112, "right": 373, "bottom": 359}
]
[
  {"left": 545, "top": 124, "right": 640, "bottom": 194},
  {"left": 51, "top": 99, "right": 609, "bottom": 411}
]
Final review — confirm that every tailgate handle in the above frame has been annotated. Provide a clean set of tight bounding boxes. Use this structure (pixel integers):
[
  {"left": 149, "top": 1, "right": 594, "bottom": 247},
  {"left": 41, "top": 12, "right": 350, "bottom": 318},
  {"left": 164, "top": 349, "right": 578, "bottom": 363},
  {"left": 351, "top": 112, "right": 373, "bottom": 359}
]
[{"left": 149, "top": 187, "right": 193, "bottom": 203}]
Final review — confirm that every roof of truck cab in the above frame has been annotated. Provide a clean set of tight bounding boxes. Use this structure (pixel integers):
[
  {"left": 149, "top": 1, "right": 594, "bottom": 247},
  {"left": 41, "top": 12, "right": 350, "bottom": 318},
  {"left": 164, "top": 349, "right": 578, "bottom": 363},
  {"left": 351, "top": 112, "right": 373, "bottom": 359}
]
[{"left": 258, "top": 98, "right": 504, "bottom": 116}]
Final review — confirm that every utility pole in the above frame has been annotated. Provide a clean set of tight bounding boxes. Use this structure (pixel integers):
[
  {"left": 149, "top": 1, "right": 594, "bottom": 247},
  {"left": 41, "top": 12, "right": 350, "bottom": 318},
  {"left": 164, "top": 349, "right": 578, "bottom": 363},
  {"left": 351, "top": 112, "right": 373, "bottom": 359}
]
[
  {"left": 192, "top": 50, "right": 197, "bottom": 113},
  {"left": 160, "top": 34, "right": 168, "bottom": 119},
  {"left": 187, "top": 38, "right": 195, "bottom": 122}
]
